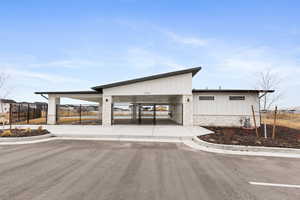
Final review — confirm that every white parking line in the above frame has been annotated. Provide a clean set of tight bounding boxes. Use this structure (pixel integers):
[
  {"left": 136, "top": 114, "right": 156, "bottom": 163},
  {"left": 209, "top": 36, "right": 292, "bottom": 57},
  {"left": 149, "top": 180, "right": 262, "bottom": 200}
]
[{"left": 249, "top": 182, "right": 300, "bottom": 189}]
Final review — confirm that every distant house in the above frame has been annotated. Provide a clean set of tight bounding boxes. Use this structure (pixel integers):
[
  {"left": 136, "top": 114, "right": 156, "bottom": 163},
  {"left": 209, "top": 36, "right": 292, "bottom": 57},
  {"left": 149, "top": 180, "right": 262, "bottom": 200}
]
[
  {"left": 0, "top": 99, "right": 16, "bottom": 124},
  {"left": 0, "top": 99, "right": 16, "bottom": 113}
]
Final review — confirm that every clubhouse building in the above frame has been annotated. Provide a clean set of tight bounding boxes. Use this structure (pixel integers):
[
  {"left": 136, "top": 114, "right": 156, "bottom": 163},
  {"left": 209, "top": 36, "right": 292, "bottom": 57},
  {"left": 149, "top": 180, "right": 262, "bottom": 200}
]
[{"left": 35, "top": 67, "right": 273, "bottom": 127}]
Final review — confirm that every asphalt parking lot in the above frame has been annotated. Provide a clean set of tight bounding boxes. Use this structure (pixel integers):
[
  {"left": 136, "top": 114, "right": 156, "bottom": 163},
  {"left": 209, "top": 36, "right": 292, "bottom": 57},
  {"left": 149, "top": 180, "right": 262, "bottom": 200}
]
[{"left": 0, "top": 140, "right": 299, "bottom": 200}]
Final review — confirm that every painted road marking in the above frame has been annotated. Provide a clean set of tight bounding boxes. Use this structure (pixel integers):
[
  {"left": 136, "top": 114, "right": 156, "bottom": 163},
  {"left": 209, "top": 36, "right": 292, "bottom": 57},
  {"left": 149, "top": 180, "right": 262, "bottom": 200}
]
[{"left": 249, "top": 182, "right": 300, "bottom": 189}]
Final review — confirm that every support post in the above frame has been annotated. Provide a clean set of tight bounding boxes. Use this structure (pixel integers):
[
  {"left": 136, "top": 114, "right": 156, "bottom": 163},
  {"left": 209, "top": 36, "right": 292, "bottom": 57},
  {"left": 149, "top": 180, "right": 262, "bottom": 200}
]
[
  {"left": 47, "top": 95, "right": 60, "bottom": 125},
  {"left": 102, "top": 95, "right": 112, "bottom": 126},
  {"left": 251, "top": 105, "right": 259, "bottom": 137},
  {"left": 272, "top": 106, "right": 278, "bottom": 140},
  {"left": 79, "top": 104, "right": 82, "bottom": 124},
  {"left": 182, "top": 95, "right": 193, "bottom": 126}
]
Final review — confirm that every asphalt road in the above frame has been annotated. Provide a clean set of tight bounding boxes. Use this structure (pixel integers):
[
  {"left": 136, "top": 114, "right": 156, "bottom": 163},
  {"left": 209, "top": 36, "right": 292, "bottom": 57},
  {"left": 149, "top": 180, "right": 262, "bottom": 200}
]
[{"left": 0, "top": 140, "right": 299, "bottom": 200}]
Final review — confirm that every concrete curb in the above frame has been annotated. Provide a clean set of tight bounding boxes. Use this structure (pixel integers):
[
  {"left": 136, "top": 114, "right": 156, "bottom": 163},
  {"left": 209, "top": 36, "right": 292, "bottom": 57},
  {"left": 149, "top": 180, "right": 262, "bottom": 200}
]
[
  {"left": 193, "top": 136, "right": 300, "bottom": 154},
  {"left": 0, "top": 133, "right": 54, "bottom": 143},
  {"left": 0, "top": 134, "right": 192, "bottom": 145},
  {"left": 57, "top": 136, "right": 185, "bottom": 143},
  {"left": 55, "top": 134, "right": 193, "bottom": 143},
  {"left": 184, "top": 136, "right": 300, "bottom": 158}
]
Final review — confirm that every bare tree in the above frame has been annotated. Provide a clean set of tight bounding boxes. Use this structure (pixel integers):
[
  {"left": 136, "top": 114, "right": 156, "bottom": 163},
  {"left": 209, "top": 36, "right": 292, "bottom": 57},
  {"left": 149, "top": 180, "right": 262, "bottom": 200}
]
[
  {"left": 0, "top": 72, "right": 9, "bottom": 98},
  {"left": 256, "top": 69, "right": 282, "bottom": 110},
  {"left": 255, "top": 69, "right": 283, "bottom": 138}
]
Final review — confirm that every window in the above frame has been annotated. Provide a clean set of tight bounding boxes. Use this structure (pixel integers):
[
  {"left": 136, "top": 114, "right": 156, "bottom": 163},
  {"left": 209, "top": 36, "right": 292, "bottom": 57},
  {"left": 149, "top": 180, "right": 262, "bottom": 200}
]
[
  {"left": 199, "top": 96, "right": 214, "bottom": 100},
  {"left": 229, "top": 96, "right": 245, "bottom": 100}
]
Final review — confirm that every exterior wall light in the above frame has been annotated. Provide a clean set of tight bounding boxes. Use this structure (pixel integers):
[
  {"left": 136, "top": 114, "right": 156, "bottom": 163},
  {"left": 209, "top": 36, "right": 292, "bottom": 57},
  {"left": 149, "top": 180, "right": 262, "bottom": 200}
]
[
  {"left": 187, "top": 98, "right": 190, "bottom": 102},
  {"left": 106, "top": 98, "right": 108, "bottom": 102}
]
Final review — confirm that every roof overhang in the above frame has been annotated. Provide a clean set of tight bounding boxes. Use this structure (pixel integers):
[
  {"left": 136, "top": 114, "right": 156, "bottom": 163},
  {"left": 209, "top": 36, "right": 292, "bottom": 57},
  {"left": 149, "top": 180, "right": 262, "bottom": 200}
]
[
  {"left": 35, "top": 90, "right": 102, "bottom": 95},
  {"left": 35, "top": 91, "right": 103, "bottom": 103},
  {"left": 192, "top": 89, "right": 275, "bottom": 93},
  {"left": 92, "top": 67, "right": 201, "bottom": 91}
]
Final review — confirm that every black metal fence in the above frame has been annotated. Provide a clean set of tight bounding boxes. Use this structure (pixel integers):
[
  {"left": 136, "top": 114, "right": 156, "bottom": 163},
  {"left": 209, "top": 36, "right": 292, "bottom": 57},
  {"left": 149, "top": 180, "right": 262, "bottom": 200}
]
[
  {"left": 9, "top": 103, "right": 48, "bottom": 125},
  {"left": 56, "top": 104, "right": 101, "bottom": 125}
]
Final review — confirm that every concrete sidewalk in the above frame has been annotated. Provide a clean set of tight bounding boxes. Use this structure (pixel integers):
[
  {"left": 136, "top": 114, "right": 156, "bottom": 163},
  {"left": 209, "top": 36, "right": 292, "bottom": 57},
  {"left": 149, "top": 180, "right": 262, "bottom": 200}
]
[{"left": 5, "top": 125, "right": 213, "bottom": 139}]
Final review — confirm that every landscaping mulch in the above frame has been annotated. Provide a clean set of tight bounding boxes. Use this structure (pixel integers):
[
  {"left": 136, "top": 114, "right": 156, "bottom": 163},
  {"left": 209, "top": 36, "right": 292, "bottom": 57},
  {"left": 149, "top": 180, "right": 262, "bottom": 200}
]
[
  {"left": 199, "top": 125, "right": 300, "bottom": 149},
  {"left": 0, "top": 129, "right": 49, "bottom": 137}
]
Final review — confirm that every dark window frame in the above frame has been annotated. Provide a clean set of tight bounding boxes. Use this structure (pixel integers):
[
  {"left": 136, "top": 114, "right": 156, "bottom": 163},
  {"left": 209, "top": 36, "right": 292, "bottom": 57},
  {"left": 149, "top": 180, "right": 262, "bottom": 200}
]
[
  {"left": 199, "top": 96, "right": 215, "bottom": 101},
  {"left": 229, "top": 96, "right": 245, "bottom": 100}
]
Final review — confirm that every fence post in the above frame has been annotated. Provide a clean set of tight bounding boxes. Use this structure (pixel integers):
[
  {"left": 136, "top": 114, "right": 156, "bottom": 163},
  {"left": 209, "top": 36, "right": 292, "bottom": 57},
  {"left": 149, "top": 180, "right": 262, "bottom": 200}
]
[
  {"left": 272, "top": 106, "right": 278, "bottom": 140},
  {"left": 27, "top": 103, "right": 30, "bottom": 124},
  {"left": 45, "top": 104, "right": 48, "bottom": 124},
  {"left": 251, "top": 105, "right": 259, "bottom": 137},
  {"left": 153, "top": 104, "right": 156, "bottom": 125},
  {"left": 18, "top": 104, "right": 20, "bottom": 122},
  {"left": 9, "top": 103, "right": 12, "bottom": 129},
  {"left": 79, "top": 104, "right": 82, "bottom": 124},
  {"left": 56, "top": 105, "right": 58, "bottom": 124}
]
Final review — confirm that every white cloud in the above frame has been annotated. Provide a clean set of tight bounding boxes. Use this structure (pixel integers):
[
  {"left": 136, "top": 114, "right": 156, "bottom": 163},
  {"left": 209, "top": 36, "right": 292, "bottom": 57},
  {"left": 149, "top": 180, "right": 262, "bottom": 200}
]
[
  {"left": 164, "top": 31, "right": 208, "bottom": 46},
  {"left": 216, "top": 46, "right": 300, "bottom": 79},
  {"left": 29, "top": 59, "right": 102, "bottom": 69},
  {"left": 0, "top": 54, "right": 103, "bottom": 69},
  {"left": 126, "top": 47, "right": 186, "bottom": 70},
  {"left": 4, "top": 68, "right": 82, "bottom": 83},
  {"left": 210, "top": 45, "right": 300, "bottom": 106}
]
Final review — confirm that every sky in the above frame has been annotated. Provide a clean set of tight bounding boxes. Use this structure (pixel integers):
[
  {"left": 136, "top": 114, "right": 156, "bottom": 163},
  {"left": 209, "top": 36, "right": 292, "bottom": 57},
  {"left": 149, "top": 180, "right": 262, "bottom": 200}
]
[{"left": 0, "top": 0, "right": 299, "bottom": 107}]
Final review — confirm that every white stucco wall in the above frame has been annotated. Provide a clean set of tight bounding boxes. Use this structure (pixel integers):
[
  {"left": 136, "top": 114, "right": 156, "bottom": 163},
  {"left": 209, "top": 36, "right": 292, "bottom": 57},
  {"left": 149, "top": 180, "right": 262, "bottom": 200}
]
[
  {"left": 183, "top": 95, "right": 193, "bottom": 126},
  {"left": 102, "top": 95, "right": 112, "bottom": 126},
  {"left": 170, "top": 103, "right": 183, "bottom": 124},
  {"left": 47, "top": 95, "right": 60, "bottom": 125},
  {"left": 193, "top": 92, "right": 260, "bottom": 127},
  {"left": 103, "top": 73, "right": 192, "bottom": 96}
]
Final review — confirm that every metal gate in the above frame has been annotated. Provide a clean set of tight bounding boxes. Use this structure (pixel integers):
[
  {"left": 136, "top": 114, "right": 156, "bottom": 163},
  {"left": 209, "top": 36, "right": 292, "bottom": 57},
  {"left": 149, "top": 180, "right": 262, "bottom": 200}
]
[{"left": 9, "top": 103, "right": 48, "bottom": 125}]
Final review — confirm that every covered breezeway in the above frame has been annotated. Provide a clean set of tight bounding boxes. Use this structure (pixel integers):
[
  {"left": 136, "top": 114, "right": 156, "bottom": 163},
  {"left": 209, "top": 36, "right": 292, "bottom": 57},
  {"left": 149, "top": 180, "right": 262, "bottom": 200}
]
[
  {"left": 35, "top": 92, "right": 186, "bottom": 126},
  {"left": 35, "top": 91, "right": 103, "bottom": 125},
  {"left": 111, "top": 95, "right": 183, "bottom": 125}
]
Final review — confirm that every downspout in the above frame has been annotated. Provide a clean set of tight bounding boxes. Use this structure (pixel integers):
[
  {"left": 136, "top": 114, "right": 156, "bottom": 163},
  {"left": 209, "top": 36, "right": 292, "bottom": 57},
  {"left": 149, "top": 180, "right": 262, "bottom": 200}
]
[
  {"left": 40, "top": 94, "right": 48, "bottom": 100},
  {"left": 39, "top": 94, "right": 49, "bottom": 124}
]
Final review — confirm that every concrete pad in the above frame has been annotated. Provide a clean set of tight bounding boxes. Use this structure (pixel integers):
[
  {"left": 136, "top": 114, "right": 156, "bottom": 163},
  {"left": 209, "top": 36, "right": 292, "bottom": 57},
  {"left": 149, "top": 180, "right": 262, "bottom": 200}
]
[{"left": 5, "top": 125, "right": 211, "bottom": 139}]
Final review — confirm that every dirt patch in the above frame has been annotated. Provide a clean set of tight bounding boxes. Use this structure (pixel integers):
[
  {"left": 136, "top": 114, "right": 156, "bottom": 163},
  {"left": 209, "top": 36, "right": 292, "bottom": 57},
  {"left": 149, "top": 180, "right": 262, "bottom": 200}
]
[
  {"left": 0, "top": 128, "right": 49, "bottom": 137},
  {"left": 199, "top": 125, "right": 300, "bottom": 149}
]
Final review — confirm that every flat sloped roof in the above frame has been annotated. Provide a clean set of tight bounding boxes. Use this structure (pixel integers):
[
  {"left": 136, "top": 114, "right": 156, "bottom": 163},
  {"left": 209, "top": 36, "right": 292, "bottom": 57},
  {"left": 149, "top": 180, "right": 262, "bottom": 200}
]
[
  {"left": 35, "top": 90, "right": 102, "bottom": 95},
  {"left": 91, "top": 67, "right": 201, "bottom": 91},
  {"left": 0, "top": 99, "right": 16, "bottom": 103},
  {"left": 192, "top": 89, "right": 274, "bottom": 93}
]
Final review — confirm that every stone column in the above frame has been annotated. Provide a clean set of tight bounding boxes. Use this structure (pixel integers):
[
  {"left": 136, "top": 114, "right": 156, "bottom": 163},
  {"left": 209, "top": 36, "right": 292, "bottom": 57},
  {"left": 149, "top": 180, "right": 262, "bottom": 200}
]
[
  {"left": 182, "top": 95, "right": 193, "bottom": 126},
  {"left": 47, "top": 95, "right": 60, "bottom": 125},
  {"left": 102, "top": 95, "right": 112, "bottom": 126}
]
